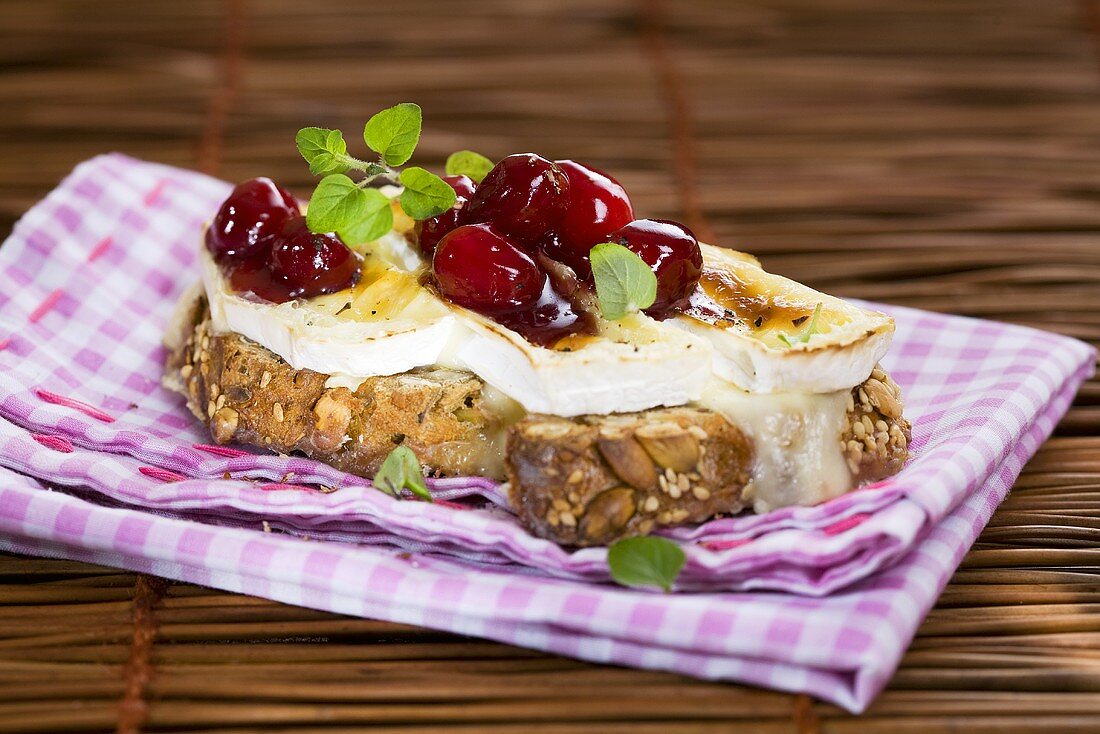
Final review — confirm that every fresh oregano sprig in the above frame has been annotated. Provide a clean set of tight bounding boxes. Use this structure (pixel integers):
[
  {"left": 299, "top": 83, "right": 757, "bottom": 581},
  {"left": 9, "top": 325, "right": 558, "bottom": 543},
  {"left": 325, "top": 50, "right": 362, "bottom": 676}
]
[
  {"left": 295, "top": 127, "right": 385, "bottom": 177},
  {"left": 295, "top": 103, "right": 458, "bottom": 245}
]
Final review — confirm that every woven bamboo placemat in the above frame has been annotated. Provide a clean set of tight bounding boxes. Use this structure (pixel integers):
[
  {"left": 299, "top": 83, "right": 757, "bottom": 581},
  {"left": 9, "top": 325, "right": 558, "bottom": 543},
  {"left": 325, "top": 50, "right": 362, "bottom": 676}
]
[{"left": 2, "top": 0, "right": 1099, "bottom": 731}]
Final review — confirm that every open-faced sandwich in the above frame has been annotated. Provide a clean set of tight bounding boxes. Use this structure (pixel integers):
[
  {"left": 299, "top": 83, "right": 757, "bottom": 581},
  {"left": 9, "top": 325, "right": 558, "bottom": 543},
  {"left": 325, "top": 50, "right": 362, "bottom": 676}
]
[{"left": 165, "top": 104, "right": 910, "bottom": 547}]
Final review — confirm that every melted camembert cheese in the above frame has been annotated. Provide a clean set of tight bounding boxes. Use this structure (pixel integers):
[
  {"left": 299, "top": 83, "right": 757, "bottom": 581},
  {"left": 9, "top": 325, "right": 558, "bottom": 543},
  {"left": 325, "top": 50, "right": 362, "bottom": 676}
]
[{"left": 699, "top": 383, "right": 853, "bottom": 512}]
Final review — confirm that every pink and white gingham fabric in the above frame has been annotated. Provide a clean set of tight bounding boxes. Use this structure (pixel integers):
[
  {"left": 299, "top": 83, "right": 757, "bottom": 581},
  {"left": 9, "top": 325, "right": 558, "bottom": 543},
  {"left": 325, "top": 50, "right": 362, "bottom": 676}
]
[{"left": 0, "top": 155, "right": 1094, "bottom": 711}]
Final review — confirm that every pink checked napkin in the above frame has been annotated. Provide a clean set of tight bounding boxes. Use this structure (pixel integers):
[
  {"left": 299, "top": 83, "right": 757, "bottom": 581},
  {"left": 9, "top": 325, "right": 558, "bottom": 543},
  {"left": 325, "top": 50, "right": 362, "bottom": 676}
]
[{"left": 0, "top": 155, "right": 1094, "bottom": 711}]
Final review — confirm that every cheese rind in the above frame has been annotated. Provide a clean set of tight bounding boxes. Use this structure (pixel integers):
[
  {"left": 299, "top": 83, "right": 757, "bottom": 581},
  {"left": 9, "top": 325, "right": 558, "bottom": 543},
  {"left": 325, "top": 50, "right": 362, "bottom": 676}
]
[
  {"left": 669, "top": 244, "right": 894, "bottom": 393},
  {"left": 201, "top": 247, "right": 712, "bottom": 417},
  {"left": 199, "top": 231, "right": 895, "bottom": 416},
  {"left": 202, "top": 247, "right": 457, "bottom": 380},
  {"left": 446, "top": 309, "right": 713, "bottom": 416}
]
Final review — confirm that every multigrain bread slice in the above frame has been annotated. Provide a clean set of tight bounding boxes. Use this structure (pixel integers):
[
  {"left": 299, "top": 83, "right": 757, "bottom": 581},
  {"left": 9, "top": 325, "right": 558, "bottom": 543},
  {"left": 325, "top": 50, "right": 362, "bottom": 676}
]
[
  {"left": 165, "top": 291, "right": 506, "bottom": 478},
  {"left": 506, "top": 373, "right": 909, "bottom": 545},
  {"left": 507, "top": 410, "right": 753, "bottom": 545},
  {"left": 165, "top": 292, "right": 910, "bottom": 546}
]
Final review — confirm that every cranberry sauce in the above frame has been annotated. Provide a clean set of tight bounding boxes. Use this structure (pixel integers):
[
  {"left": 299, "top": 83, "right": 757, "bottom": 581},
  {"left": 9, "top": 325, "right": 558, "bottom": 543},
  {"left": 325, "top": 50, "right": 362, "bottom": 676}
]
[
  {"left": 492, "top": 279, "right": 596, "bottom": 349},
  {"left": 207, "top": 179, "right": 359, "bottom": 303}
]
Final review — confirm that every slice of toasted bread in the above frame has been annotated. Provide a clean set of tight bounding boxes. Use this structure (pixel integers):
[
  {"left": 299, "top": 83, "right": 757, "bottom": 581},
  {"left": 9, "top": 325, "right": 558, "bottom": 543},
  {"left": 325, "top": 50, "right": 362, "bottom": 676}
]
[
  {"left": 165, "top": 287, "right": 909, "bottom": 546},
  {"left": 166, "top": 291, "right": 507, "bottom": 478},
  {"left": 507, "top": 409, "right": 753, "bottom": 545},
  {"left": 505, "top": 368, "right": 908, "bottom": 545}
]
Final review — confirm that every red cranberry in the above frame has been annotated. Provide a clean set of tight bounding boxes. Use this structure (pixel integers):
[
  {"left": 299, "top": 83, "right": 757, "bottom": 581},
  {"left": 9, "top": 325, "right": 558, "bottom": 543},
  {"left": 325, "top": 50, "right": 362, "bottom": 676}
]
[
  {"left": 462, "top": 154, "right": 570, "bottom": 242},
  {"left": 493, "top": 279, "right": 590, "bottom": 348},
  {"left": 227, "top": 250, "right": 295, "bottom": 303},
  {"left": 206, "top": 177, "right": 298, "bottom": 260},
  {"left": 444, "top": 174, "right": 477, "bottom": 199},
  {"left": 432, "top": 223, "right": 545, "bottom": 313},
  {"left": 543, "top": 160, "right": 634, "bottom": 277},
  {"left": 414, "top": 175, "right": 476, "bottom": 258},
  {"left": 538, "top": 233, "right": 584, "bottom": 278},
  {"left": 269, "top": 216, "right": 360, "bottom": 299},
  {"left": 607, "top": 219, "right": 702, "bottom": 318}
]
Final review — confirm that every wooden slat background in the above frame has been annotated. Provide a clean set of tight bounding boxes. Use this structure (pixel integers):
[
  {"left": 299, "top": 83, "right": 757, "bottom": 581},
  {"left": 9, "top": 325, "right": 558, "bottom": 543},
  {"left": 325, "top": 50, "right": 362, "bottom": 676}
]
[{"left": 1, "top": 0, "right": 1099, "bottom": 731}]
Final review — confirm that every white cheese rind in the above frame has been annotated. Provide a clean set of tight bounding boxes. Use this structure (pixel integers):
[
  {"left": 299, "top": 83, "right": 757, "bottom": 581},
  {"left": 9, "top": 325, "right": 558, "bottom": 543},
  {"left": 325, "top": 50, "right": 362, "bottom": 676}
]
[
  {"left": 200, "top": 248, "right": 711, "bottom": 416},
  {"left": 672, "top": 314, "right": 892, "bottom": 394},
  {"left": 202, "top": 249, "right": 457, "bottom": 379},
  {"left": 199, "top": 233, "right": 894, "bottom": 415},
  {"left": 444, "top": 311, "right": 713, "bottom": 416},
  {"left": 667, "top": 245, "right": 894, "bottom": 393}
]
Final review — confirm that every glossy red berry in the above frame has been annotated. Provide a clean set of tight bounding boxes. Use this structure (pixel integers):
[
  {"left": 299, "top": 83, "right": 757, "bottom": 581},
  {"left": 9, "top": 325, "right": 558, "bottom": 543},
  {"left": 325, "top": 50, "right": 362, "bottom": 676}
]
[
  {"left": 444, "top": 174, "right": 477, "bottom": 199},
  {"left": 433, "top": 223, "right": 545, "bottom": 313},
  {"left": 607, "top": 219, "right": 702, "bottom": 318},
  {"left": 414, "top": 175, "right": 476, "bottom": 258},
  {"left": 206, "top": 177, "right": 298, "bottom": 260},
  {"left": 226, "top": 250, "right": 295, "bottom": 303},
  {"left": 462, "top": 154, "right": 570, "bottom": 242},
  {"left": 269, "top": 216, "right": 360, "bottom": 299},
  {"left": 543, "top": 160, "right": 634, "bottom": 277}
]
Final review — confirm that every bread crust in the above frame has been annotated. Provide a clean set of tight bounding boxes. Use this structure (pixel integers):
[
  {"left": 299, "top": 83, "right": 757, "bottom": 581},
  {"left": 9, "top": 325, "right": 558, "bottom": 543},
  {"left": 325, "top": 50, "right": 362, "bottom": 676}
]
[{"left": 506, "top": 410, "right": 753, "bottom": 546}]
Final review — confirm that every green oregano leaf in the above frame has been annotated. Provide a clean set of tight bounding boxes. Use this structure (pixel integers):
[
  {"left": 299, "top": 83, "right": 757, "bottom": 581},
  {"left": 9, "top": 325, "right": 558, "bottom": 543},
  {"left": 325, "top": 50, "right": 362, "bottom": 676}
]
[
  {"left": 589, "top": 242, "right": 658, "bottom": 321},
  {"left": 296, "top": 127, "right": 354, "bottom": 176},
  {"left": 306, "top": 174, "right": 393, "bottom": 244},
  {"left": 340, "top": 189, "right": 393, "bottom": 245},
  {"left": 363, "top": 103, "right": 423, "bottom": 167},
  {"left": 373, "top": 445, "right": 432, "bottom": 501},
  {"left": 445, "top": 150, "right": 494, "bottom": 183},
  {"left": 398, "top": 166, "right": 458, "bottom": 220},
  {"left": 607, "top": 536, "right": 685, "bottom": 592},
  {"left": 305, "top": 174, "right": 359, "bottom": 231}
]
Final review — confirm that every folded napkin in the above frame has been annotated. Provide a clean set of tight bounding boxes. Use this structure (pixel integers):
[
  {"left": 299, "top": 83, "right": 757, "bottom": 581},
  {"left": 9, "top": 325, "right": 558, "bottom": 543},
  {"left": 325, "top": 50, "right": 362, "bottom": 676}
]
[{"left": 0, "top": 155, "right": 1093, "bottom": 711}]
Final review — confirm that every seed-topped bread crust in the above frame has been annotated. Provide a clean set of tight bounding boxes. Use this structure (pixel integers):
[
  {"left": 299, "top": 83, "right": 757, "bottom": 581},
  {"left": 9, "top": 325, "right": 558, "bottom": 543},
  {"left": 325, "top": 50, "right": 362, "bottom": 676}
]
[
  {"left": 506, "top": 410, "right": 753, "bottom": 546},
  {"left": 165, "top": 292, "right": 910, "bottom": 546},
  {"left": 843, "top": 366, "right": 909, "bottom": 482},
  {"left": 503, "top": 367, "right": 910, "bottom": 546}
]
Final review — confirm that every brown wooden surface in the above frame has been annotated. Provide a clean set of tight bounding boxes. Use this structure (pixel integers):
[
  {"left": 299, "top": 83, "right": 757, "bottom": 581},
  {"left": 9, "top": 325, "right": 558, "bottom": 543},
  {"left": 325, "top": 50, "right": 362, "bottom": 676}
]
[{"left": 2, "top": 0, "right": 1100, "bottom": 731}]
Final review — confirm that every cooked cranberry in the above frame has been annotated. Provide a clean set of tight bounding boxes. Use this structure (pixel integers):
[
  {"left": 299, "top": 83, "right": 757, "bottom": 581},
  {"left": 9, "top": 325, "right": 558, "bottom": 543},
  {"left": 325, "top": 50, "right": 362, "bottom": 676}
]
[
  {"left": 268, "top": 216, "right": 360, "bottom": 299},
  {"left": 206, "top": 177, "right": 298, "bottom": 260},
  {"left": 227, "top": 250, "right": 295, "bottom": 303},
  {"left": 543, "top": 160, "right": 634, "bottom": 277},
  {"left": 416, "top": 210, "right": 461, "bottom": 258},
  {"left": 444, "top": 174, "right": 477, "bottom": 199},
  {"left": 494, "top": 279, "right": 590, "bottom": 348},
  {"left": 462, "top": 154, "right": 569, "bottom": 242},
  {"left": 538, "top": 232, "right": 584, "bottom": 278},
  {"left": 607, "top": 219, "right": 702, "bottom": 318},
  {"left": 433, "top": 223, "right": 545, "bottom": 313},
  {"left": 414, "top": 175, "right": 476, "bottom": 258}
]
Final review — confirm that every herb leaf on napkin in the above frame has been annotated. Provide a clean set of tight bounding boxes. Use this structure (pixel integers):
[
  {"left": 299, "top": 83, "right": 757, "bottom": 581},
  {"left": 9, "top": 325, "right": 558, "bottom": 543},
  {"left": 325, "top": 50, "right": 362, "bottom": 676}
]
[
  {"left": 373, "top": 445, "right": 432, "bottom": 502},
  {"left": 607, "top": 536, "right": 685, "bottom": 592}
]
